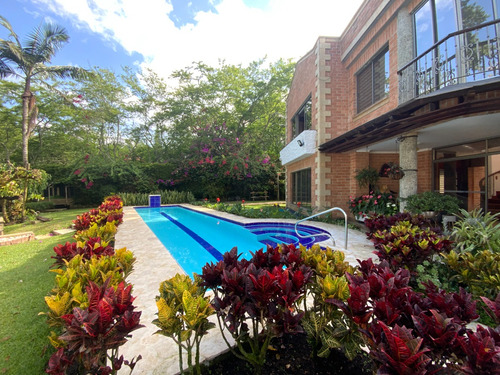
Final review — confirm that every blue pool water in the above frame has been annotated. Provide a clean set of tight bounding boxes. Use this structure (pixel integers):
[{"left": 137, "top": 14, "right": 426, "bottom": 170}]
[{"left": 135, "top": 205, "right": 330, "bottom": 276}]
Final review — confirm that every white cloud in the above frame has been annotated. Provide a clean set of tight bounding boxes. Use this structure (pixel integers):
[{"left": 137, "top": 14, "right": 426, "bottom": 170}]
[{"left": 33, "top": 0, "right": 363, "bottom": 79}]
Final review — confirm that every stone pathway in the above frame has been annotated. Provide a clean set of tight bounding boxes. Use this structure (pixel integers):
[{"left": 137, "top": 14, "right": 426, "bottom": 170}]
[{"left": 115, "top": 205, "right": 375, "bottom": 375}]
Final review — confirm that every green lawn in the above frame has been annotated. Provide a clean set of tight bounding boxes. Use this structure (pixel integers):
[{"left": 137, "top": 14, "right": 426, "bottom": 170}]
[
  {"left": 0, "top": 233, "right": 74, "bottom": 375},
  {"left": 3, "top": 208, "right": 91, "bottom": 236}
]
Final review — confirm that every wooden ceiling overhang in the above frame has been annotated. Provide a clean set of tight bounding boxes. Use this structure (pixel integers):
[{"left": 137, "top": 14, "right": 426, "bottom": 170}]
[{"left": 319, "top": 79, "right": 500, "bottom": 154}]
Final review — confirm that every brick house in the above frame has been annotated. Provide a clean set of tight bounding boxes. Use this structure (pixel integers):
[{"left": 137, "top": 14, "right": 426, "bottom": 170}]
[{"left": 280, "top": 0, "right": 500, "bottom": 216}]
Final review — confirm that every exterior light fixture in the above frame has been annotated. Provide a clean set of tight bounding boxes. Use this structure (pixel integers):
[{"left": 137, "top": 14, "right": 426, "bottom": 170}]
[{"left": 297, "top": 139, "right": 304, "bottom": 147}]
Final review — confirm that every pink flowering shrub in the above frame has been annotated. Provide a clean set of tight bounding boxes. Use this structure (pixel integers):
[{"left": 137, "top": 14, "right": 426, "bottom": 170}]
[{"left": 348, "top": 191, "right": 398, "bottom": 216}]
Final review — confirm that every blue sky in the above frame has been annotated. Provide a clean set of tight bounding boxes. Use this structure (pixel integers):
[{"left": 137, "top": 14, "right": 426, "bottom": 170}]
[{"left": 1, "top": 0, "right": 363, "bottom": 78}]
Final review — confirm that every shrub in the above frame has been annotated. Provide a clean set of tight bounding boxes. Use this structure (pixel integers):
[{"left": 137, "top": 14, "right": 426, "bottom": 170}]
[
  {"left": 44, "top": 251, "right": 136, "bottom": 327},
  {"left": 300, "top": 245, "right": 362, "bottom": 360},
  {"left": 118, "top": 190, "right": 195, "bottom": 206},
  {"left": 443, "top": 249, "right": 500, "bottom": 301},
  {"left": 51, "top": 238, "right": 114, "bottom": 268},
  {"left": 74, "top": 221, "right": 118, "bottom": 244},
  {"left": 153, "top": 274, "right": 215, "bottom": 375},
  {"left": 26, "top": 200, "right": 55, "bottom": 211},
  {"left": 405, "top": 191, "right": 460, "bottom": 214},
  {"left": 370, "top": 221, "right": 452, "bottom": 273},
  {"left": 347, "top": 191, "right": 398, "bottom": 217},
  {"left": 46, "top": 280, "right": 143, "bottom": 375},
  {"left": 200, "top": 245, "right": 312, "bottom": 374},
  {"left": 330, "top": 258, "right": 486, "bottom": 373},
  {"left": 451, "top": 208, "right": 500, "bottom": 254},
  {"left": 364, "top": 212, "right": 436, "bottom": 239}
]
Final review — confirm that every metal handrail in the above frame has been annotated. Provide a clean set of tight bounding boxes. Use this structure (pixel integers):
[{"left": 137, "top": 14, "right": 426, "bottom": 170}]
[{"left": 294, "top": 207, "right": 348, "bottom": 249}]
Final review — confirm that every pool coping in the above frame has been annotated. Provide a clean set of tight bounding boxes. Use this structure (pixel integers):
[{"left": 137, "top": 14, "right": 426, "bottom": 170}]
[{"left": 115, "top": 204, "right": 375, "bottom": 374}]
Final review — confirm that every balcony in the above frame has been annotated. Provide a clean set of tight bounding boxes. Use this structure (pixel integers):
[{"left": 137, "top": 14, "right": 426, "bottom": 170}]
[
  {"left": 279, "top": 130, "right": 317, "bottom": 166},
  {"left": 398, "top": 19, "right": 500, "bottom": 103}
]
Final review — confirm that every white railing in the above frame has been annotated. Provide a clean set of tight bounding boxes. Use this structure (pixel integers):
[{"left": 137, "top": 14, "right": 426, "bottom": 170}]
[{"left": 294, "top": 207, "right": 348, "bottom": 249}]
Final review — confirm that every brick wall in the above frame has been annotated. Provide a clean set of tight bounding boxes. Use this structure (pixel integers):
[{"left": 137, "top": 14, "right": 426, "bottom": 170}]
[{"left": 286, "top": 49, "right": 317, "bottom": 143}]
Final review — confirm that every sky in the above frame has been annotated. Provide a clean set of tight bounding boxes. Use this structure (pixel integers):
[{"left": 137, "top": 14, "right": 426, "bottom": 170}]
[{"left": 1, "top": 0, "right": 364, "bottom": 79}]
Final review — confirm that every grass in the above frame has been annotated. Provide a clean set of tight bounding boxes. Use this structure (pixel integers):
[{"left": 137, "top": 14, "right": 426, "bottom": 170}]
[
  {"left": 2, "top": 208, "right": 91, "bottom": 236},
  {"left": 0, "top": 232, "right": 74, "bottom": 375}
]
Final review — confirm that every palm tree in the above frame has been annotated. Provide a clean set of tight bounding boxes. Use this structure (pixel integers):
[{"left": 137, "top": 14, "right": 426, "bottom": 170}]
[{"left": 0, "top": 15, "right": 88, "bottom": 169}]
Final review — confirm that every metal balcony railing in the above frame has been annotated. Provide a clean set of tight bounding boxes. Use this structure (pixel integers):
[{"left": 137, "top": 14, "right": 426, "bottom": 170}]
[{"left": 398, "top": 19, "right": 500, "bottom": 103}]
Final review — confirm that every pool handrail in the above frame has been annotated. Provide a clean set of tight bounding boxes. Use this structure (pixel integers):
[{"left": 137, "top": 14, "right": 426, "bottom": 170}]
[{"left": 294, "top": 207, "right": 348, "bottom": 249}]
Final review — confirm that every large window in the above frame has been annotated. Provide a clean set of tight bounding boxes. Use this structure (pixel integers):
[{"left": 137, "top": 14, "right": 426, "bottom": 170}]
[
  {"left": 433, "top": 137, "right": 500, "bottom": 214},
  {"left": 356, "top": 47, "right": 390, "bottom": 113},
  {"left": 413, "top": 0, "right": 500, "bottom": 90},
  {"left": 291, "top": 96, "right": 312, "bottom": 138},
  {"left": 292, "top": 168, "right": 311, "bottom": 204}
]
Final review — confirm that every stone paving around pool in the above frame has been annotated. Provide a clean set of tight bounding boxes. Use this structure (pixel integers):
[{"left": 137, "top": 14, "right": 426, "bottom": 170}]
[{"left": 115, "top": 205, "right": 375, "bottom": 375}]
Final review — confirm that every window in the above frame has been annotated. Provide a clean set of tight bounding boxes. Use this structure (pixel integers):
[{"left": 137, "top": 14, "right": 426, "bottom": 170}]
[
  {"left": 291, "top": 96, "right": 312, "bottom": 138},
  {"left": 291, "top": 168, "right": 311, "bottom": 204},
  {"left": 356, "top": 47, "right": 389, "bottom": 113},
  {"left": 413, "top": 0, "right": 499, "bottom": 90}
]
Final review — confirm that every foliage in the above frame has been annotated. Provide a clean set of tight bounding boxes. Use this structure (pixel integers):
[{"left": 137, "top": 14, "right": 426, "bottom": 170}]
[
  {"left": 50, "top": 237, "right": 114, "bottom": 268},
  {"left": 74, "top": 221, "right": 118, "bottom": 244},
  {"left": 44, "top": 251, "right": 136, "bottom": 326},
  {"left": 405, "top": 191, "right": 461, "bottom": 214},
  {"left": 0, "top": 163, "right": 48, "bottom": 222},
  {"left": 300, "top": 244, "right": 362, "bottom": 360},
  {"left": 330, "top": 258, "right": 487, "bottom": 373},
  {"left": 364, "top": 212, "right": 436, "bottom": 240},
  {"left": 451, "top": 208, "right": 500, "bottom": 254},
  {"left": 481, "top": 292, "right": 500, "bottom": 326},
  {"left": 26, "top": 200, "right": 55, "bottom": 211},
  {"left": 46, "top": 280, "right": 143, "bottom": 375},
  {"left": 414, "top": 258, "right": 458, "bottom": 292},
  {"left": 370, "top": 221, "right": 452, "bottom": 273},
  {"left": 348, "top": 191, "right": 398, "bottom": 217},
  {"left": 0, "top": 15, "right": 88, "bottom": 170},
  {"left": 354, "top": 167, "right": 379, "bottom": 189},
  {"left": 72, "top": 195, "right": 123, "bottom": 231},
  {"left": 443, "top": 249, "right": 500, "bottom": 301},
  {"left": 381, "top": 162, "right": 405, "bottom": 179},
  {"left": 200, "top": 245, "right": 312, "bottom": 374},
  {"left": 119, "top": 190, "right": 195, "bottom": 206},
  {"left": 153, "top": 274, "right": 215, "bottom": 375}
]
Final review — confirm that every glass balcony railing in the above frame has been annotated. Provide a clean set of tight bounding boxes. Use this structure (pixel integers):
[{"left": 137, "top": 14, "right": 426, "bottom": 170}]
[{"left": 398, "top": 19, "right": 500, "bottom": 102}]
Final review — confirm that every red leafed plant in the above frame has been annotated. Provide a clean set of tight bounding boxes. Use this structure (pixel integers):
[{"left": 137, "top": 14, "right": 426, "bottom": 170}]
[
  {"left": 200, "top": 245, "right": 312, "bottom": 374},
  {"left": 46, "top": 280, "right": 143, "bottom": 375},
  {"left": 455, "top": 325, "right": 500, "bottom": 374},
  {"left": 370, "top": 221, "right": 452, "bottom": 274},
  {"left": 51, "top": 237, "right": 115, "bottom": 267},
  {"left": 371, "top": 322, "right": 431, "bottom": 375},
  {"left": 330, "top": 258, "right": 485, "bottom": 373}
]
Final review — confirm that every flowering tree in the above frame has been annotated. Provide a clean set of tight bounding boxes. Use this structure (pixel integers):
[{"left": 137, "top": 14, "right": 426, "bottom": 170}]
[{"left": 160, "top": 122, "right": 275, "bottom": 198}]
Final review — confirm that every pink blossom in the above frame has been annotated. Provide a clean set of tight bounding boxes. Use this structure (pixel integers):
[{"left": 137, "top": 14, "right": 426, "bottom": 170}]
[
  {"left": 74, "top": 169, "right": 81, "bottom": 175},
  {"left": 378, "top": 195, "right": 382, "bottom": 199},
  {"left": 222, "top": 159, "right": 227, "bottom": 165},
  {"left": 81, "top": 177, "right": 87, "bottom": 183},
  {"left": 374, "top": 200, "right": 378, "bottom": 205}
]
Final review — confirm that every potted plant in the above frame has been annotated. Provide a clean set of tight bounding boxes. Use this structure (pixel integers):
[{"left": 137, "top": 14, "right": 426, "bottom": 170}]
[
  {"left": 381, "top": 162, "right": 405, "bottom": 180},
  {"left": 405, "top": 191, "right": 460, "bottom": 217},
  {"left": 355, "top": 167, "right": 379, "bottom": 190},
  {"left": 348, "top": 191, "right": 398, "bottom": 221}
]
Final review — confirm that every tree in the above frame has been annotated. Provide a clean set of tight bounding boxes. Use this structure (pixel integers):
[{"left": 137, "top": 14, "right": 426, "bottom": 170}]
[{"left": 0, "top": 15, "right": 88, "bottom": 169}]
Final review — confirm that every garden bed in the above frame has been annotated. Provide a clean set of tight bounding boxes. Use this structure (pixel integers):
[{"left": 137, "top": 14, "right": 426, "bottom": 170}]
[{"left": 201, "top": 332, "right": 373, "bottom": 375}]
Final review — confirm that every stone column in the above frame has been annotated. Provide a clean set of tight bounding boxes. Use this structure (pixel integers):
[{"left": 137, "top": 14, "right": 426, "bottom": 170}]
[{"left": 399, "top": 133, "right": 418, "bottom": 211}]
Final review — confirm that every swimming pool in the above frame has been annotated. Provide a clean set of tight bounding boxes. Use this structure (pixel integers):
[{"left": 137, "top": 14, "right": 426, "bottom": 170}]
[{"left": 135, "top": 205, "right": 331, "bottom": 276}]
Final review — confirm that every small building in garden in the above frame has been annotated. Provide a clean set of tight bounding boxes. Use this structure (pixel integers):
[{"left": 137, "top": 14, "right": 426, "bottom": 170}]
[{"left": 280, "top": 0, "right": 500, "bottom": 216}]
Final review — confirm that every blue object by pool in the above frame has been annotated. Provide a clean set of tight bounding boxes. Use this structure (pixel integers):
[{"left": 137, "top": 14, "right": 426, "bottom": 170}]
[
  {"left": 135, "top": 205, "right": 330, "bottom": 276},
  {"left": 149, "top": 195, "right": 161, "bottom": 208}
]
